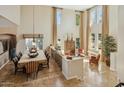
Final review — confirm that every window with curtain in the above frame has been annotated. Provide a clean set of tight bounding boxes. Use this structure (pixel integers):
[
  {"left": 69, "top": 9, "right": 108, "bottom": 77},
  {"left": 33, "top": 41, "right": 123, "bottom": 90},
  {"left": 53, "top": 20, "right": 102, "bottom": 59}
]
[
  {"left": 97, "top": 6, "right": 102, "bottom": 24},
  {"left": 90, "top": 8, "right": 97, "bottom": 25},
  {"left": 56, "top": 9, "right": 62, "bottom": 25},
  {"left": 90, "top": 6, "right": 102, "bottom": 25},
  {"left": 76, "top": 14, "right": 80, "bottom": 26},
  {"left": 89, "top": 6, "right": 103, "bottom": 51},
  {"left": 25, "top": 37, "right": 43, "bottom": 50},
  {"left": 56, "top": 8, "right": 62, "bottom": 49}
]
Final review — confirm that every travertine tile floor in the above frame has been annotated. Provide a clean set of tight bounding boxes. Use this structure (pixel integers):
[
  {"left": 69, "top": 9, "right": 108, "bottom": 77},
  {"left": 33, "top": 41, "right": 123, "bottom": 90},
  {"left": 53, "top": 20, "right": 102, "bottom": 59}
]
[{"left": 0, "top": 57, "right": 119, "bottom": 87}]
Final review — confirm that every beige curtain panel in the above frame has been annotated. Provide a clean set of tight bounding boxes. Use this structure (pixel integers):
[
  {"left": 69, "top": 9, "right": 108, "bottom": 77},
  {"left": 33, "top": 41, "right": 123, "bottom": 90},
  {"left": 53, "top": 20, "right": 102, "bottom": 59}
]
[{"left": 52, "top": 7, "right": 57, "bottom": 47}]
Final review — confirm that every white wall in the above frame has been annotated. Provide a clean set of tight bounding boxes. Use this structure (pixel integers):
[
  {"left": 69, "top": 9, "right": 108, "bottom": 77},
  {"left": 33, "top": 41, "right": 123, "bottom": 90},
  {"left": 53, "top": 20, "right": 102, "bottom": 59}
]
[
  {"left": 109, "top": 5, "right": 124, "bottom": 82},
  {"left": 0, "top": 5, "right": 20, "bottom": 25},
  {"left": 116, "top": 6, "right": 124, "bottom": 82},
  {"left": 61, "top": 9, "right": 79, "bottom": 39},
  {"left": 16, "top": 6, "right": 52, "bottom": 53},
  {"left": 0, "top": 16, "right": 17, "bottom": 35},
  {"left": 109, "top": 6, "right": 118, "bottom": 71},
  {"left": 109, "top": 6, "right": 118, "bottom": 38}
]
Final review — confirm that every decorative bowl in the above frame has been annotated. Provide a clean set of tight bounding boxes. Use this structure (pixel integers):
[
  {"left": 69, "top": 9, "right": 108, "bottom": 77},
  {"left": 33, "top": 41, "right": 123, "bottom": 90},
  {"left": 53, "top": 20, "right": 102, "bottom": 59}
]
[{"left": 28, "top": 52, "right": 38, "bottom": 58}]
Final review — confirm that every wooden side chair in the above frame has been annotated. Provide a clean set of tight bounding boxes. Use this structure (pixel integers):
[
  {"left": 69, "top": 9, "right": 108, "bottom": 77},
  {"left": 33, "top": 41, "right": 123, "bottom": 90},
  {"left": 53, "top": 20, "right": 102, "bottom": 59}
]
[
  {"left": 16, "top": 52, "right": 23, "bottom": 61},
  {"left": 45, "top": 53, "right": 50, "bottom": 68},
  {"left": 25, "top": 61, "right": 39, "bottom": 80},
  {"left": 12, "top": 57, "right": 25, "bottom": 74},
  {"left": 39, "top": 49, "right": 50, "bottom": 70}
]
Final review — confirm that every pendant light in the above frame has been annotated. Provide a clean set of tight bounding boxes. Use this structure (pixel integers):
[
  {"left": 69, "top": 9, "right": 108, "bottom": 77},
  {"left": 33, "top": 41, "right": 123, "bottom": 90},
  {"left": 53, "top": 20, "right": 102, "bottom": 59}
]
[{"left": 32, "top": 5, "right": 36, "bottom": 46}]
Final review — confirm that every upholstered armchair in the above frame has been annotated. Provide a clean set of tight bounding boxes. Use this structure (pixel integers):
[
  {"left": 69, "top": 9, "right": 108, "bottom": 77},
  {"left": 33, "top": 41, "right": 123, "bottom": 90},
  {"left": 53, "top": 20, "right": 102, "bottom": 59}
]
[
  {"left": 89, "top": 54, "right": 100, "bottom": 65},
  {"left": 78, "top": 48, "right": 83, "bottom": 54}
]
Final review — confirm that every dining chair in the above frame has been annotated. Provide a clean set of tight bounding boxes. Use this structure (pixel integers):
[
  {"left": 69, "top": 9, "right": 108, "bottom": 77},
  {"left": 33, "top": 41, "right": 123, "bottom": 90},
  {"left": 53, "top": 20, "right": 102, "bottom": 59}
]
[
  {"left": 25, "top": 61, "right": 39, "bottom": 80},
  {"left": 46, "top": 53, "right": 50, "bottom": 68},
  {"left": 39, "top": 49, "right": 50, "bottom": 70},
  {"left": 19, "top": 52, "right": 23, "bottom": 57},
  {"left": 39, "top": 53, "right": 50, "bottom": 69},
  {"left": 16, "top": 52, "right": 23, "bottom": 61},
  {"left": 12, "top": 57, "right": 25, "bottom": 75}
]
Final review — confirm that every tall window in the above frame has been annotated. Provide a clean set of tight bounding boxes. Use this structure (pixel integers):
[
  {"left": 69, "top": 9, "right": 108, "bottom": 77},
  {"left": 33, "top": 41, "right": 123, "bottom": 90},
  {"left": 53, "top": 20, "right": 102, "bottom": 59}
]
[
  {"left": 76, "top": 14, "right": 80, "bottom": 26},
  {"left": 56, "top": 8, "right": 62, "bottom": 48},
  {"left": 90, "top": 6, "right": 102, "bottom": 25},
  {"left": 25, "top": 37, "right": 43, "bottom": 50},
  {"left": 97, "top": 6, "right": 102, "bottom": 24},
  {"left": 56, "top": 9, "right": 62, "bottom": 25},
  {"left": 90, "top": 9, "right": 97, "bottom": 25},
  {"left": 89, "top": 6, "right": 103, "bottom": 51}
]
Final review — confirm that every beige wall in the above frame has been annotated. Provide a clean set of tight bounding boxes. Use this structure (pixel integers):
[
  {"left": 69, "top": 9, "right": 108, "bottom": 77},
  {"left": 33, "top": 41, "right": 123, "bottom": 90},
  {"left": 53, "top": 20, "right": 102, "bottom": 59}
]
[
  {"left": 0, "top": 27, "right": 17, "bottom": 35},
  {"left": 0, "top": 5, "right": 20, "bottom": 36},
  {"left": 17, "top": 6, "right": 81, "bottom": 52},
  {"left": 16, "top": 5, "right": 52, "bottom": 53},
  {"left": 0, "top": 5, "right": 20, "bottom": 25}
]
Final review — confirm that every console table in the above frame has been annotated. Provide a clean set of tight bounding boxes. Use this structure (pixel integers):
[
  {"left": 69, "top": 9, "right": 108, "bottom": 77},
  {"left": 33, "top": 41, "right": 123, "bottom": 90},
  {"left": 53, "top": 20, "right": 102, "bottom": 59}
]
[
  {"left": 62, "top": 56, "right": 83, "bottom": 80},
  {"left": 51, "top": 47, "right": 84, "bottom": 80}
]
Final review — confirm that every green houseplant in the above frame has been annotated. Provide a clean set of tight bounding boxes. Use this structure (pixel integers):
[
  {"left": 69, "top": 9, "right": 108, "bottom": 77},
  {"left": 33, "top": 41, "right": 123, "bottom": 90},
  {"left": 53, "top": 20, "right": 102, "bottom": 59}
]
[{"left": 102, "top": 35, "right": 117, "bottom": 67}]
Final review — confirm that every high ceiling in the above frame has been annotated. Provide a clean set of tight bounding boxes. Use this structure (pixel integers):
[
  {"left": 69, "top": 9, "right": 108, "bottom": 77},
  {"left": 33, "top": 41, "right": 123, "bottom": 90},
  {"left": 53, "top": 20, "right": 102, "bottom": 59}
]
[
  {"left": 0, "top": 16, "right": 16, "bottom": 27},
  {"left": 53, "top": 5, "right": 94, "bottom": 11}
]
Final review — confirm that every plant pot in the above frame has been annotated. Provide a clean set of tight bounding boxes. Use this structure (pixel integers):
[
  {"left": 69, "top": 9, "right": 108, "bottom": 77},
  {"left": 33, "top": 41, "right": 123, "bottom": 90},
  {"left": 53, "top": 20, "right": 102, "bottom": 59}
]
[
  {"left": 105, "top": 56, "right": 110, "bottom": 67},
  {"left": 110, "top": 52, "right": 116, "bottom": 71}
]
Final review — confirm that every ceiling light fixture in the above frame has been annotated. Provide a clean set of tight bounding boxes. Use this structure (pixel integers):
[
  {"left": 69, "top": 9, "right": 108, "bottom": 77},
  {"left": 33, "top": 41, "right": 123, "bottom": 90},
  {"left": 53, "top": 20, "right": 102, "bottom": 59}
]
[{"left": 32, "top": 5, "right": 36, "bottom": 46}]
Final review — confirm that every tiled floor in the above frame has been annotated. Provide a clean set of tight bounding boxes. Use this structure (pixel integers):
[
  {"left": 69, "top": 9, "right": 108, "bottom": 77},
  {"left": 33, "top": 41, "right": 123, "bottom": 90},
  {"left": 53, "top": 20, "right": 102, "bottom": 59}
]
[{"left": 0, "top": 57, "right": 119, "bottom": 87}]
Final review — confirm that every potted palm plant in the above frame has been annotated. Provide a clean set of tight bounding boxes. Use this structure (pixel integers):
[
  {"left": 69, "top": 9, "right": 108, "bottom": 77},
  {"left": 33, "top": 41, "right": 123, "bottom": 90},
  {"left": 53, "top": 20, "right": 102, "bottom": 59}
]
[{"left": 102, "top": 35, "right": 117, "bottom": 67}]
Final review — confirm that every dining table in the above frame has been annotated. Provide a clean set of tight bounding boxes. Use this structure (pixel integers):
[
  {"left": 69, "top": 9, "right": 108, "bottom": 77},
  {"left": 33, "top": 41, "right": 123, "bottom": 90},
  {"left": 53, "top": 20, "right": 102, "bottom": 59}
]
[{"left": 18, "top": 50, "right": 47, "bottom": 64}]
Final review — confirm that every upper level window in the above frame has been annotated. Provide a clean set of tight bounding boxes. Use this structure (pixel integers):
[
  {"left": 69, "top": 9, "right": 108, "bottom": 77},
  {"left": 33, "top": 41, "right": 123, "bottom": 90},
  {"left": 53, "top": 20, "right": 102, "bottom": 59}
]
[
  {"left": 76, "top": 14, "right": 80, "bottom": 26},
  {"left": 90, "top": 8, "right": 97, "bottom": 26},
  {"left": 56, "top": 9, "right": 62, "bottom": 25},
  {"left": 90, "top": 6, "right": 103, "bottom": 25},
  {"left": 97, "top": 6, "right": 102, "bottom": 24}
]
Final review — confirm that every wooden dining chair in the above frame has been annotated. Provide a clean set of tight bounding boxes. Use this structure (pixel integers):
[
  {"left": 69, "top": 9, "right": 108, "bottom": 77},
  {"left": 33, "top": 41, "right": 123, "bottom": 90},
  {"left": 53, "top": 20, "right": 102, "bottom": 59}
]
[
  {"left": 46, "top": 53, "right": 50, "bottom": 68},
  {"left": 16, "top": 52, "right": 23, "bottom": 61},
  {"left": 40, "top": 53, "right": 50, "bottom": 68},
  {"left": 25, "top": 61, "right": 39, "bottom": 80},
  {"left": 12, "top": 57, "right": 25, "bottom": 75},
  {"left": 38, "top": 49, "right": 50, "bottom": 70}
]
